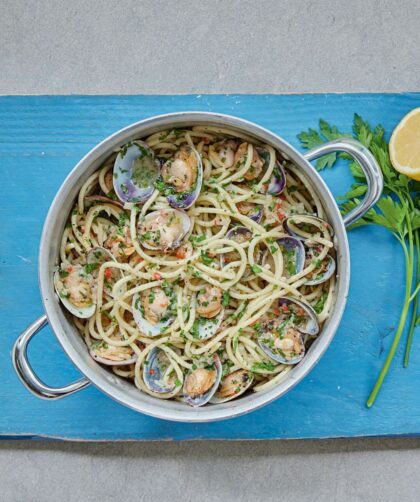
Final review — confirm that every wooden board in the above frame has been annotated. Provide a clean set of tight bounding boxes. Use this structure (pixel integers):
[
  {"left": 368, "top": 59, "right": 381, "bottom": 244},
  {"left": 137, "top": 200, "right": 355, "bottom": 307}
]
[{"left": 1, "top": 93, "right": 420, "bottom": 440}]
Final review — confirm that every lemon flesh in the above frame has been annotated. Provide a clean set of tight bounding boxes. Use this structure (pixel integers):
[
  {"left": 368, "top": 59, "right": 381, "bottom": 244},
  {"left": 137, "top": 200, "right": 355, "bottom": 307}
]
[{"left": 389, "top": 107, "right": 420, "bottom": 181}]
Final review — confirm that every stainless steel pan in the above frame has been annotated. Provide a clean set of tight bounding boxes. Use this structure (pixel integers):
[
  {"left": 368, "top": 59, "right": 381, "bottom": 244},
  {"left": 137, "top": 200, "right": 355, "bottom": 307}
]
[{"left": 12, "top": 112, "right": 383, "bottom": 422}]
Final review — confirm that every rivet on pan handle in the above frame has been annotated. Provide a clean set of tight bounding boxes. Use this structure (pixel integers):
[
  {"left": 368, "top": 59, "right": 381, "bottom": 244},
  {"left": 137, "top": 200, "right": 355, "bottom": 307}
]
[
  {"left": 304, "top": 138, "right": 383, "bottom": 227},
  {"left": 12, "top": 315, "right": 90, "bottom": 400}
]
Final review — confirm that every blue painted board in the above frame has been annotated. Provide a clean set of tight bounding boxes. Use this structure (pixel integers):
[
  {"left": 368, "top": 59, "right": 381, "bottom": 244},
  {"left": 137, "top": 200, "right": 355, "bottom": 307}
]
[{"left": 1, "top": 93, "right": 420, "bottom": 440}]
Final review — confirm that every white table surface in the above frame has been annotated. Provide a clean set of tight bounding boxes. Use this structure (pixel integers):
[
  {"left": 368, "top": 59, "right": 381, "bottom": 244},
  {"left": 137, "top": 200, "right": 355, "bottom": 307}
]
[{"left": 1, "top": 0, "right": 420, "bottom": 500}]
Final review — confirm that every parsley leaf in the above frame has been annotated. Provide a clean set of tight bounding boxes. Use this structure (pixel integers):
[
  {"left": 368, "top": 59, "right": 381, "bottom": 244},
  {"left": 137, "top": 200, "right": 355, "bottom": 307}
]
[
  {"left": 251, "top": 264, "right": 262, "bottom": 274},
  {"left": 298, "top": 112, "right": 419, "bottom": 408}
]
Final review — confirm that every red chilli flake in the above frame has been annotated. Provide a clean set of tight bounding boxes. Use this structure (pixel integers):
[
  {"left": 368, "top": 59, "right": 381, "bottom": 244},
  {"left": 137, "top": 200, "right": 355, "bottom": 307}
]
[
  {"left": 149, "top": 369, "right": 155, "bottom": 376},
  {"left": 104, "top": 268, "right": 112, "bottom": 280},
  {"left": 153, "top": 272, "right": 162, "bottom": 280}
]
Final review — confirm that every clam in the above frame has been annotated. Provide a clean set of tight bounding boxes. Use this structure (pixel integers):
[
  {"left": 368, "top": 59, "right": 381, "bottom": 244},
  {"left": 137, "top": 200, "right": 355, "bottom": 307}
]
[
  {"left": 160, "top": 146, "right": 203, "bottom": 209},
  {"left": 305, "top": 247, "right": 336, "bottom": 286},
  {"left": 208, "top": 140, "right": 237, "bottom": 168},
  {"left": 54, "top": 263, "right": 96, "bottom": 319},
  {"left": 137, "top": 208, "right": 191, "bottom": 251},
  {"left": 278, "top": 237, "right": 306, "bottom": 278},
  {"left": 183, "top": 355, "right": 222, "bottom": 407},
  {"left": 258, "top": 321, "right": 306, "bottom": 365},
  {"left": 89, "top": 338, "right": 137, "bottom": 366},
  {"left": 257, "top": 147, "right": 286, "bottom": 195},
  {"left": 261, "top": 236, "right": 305, "bottom": 279},
  {"left": 113, "top": 141, "right": 159, "bottom": 204},
  {"left": 234, "top": 142, "right": 264, "bottom": 180},
  {"left": 222, "top": 226, "right": 252, "bottom": 266},
  {"left": 196, "top": 285, "right": 223, "bottom": 319},
  {"left": 193, "top": 285, "right": 224, "bottom": 340},
  {"left": 283, "top": 214, "right": 334, "bottom": 241},
  {"left": 276, "top": 297, "right": 319, "bottom": 336},
  {"left": 132, "top": 285, "right": 175, "bottom": 337},
  {"left": 143, "top": 347, "right": 180, "bottom": 394},
  {"left": 210, "top": 369, "right": 254, "bottom": 404},
  {"left": 236, "top": 201, "right": 263, "bottom": 223},
  {"left": 86, "top": 246, "right": 122, "bottom": 296}
]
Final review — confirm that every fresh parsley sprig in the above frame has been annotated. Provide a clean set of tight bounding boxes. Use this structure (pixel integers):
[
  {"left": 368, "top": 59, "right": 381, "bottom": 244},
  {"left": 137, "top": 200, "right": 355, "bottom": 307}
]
[{"left": 298, "top": 113, "right": 419, "bottom": 407}]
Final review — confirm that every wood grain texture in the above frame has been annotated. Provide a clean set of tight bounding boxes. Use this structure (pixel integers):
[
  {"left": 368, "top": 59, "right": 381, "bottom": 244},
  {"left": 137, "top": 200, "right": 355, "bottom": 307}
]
[{"left": 1, "top": 93, "right": 420, "bottom": 440}]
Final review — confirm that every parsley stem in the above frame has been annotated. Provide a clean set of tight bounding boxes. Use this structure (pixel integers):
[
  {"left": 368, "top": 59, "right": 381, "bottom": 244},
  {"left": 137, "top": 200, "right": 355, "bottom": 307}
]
[
  {"left": 404, "top": 230, "right": 420, "bottom": 367},
  {"left": 366, "top": 214, "right": 414, "bottom": 407}
]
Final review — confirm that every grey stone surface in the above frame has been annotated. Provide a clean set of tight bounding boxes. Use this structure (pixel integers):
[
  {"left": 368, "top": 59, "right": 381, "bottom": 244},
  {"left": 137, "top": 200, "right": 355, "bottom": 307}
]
[
  {"left": 2, "top": 438, "right": 420, "bottom": 501},
  {"left": 1, "top": 0, "right": 420, "bottom": 500},
  {"left": 1, "top": 0, "right": 419, "bottom": 94}
]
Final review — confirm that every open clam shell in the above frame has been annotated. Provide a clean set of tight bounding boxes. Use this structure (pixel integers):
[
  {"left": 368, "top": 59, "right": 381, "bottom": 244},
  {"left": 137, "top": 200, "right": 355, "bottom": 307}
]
[
  {"left": 193, "top": 308, "right": 225, "bottom": 340},
  {"left": 237, "top": 202, "right": 263, "bottom": 223},
  {"left": 278, "top": 236, "right": 305, "bottom": 278},
  {"left": 258, "top": 321, "right": 306, "bottom": 365},
  {"left": 143, "top": 347, "right": 179, "bottom": 394},
  {"left": 137, "top": 208, "right": 191, "bottom": 251},
  {"left": 283, "top": 214, "right": 334, "bottom": 241},
  {"left": 89, "top": 339, "right": 137, "bottom": 366},
  {"left": 257, "top": 147, "right": 286, "bottom": 195},
  {"left": 305, "top": 248, "right": 336, "bottom": 286},
  {"left": 161, "top": 146, "right": 203, "bottom": 209},
  {"left": 247, "top": 205, "right": 263, "bottom": 223},
  {"left": 210, "top": 369, "right": 254, "bottom": 404},
  {"left": 277, "top": 297, "right": 319, "bottom": 336},
  {"left": 183, "top": 355, "right": 222, "bottom": 407},
  {"left": 221, "top": 226, "right": 252, "bottom": 268},
  {"left": 54, "top": 264, "right": 96, "bottom": 319},
  {"left": 113, "top": 141, "right": 159, "bottom": 204},
  {"left": 132, "top": 286, "right": 175, "bottom": 338},
  {"left": 262, "top": 236, "right": 305, "bottom": 279}
]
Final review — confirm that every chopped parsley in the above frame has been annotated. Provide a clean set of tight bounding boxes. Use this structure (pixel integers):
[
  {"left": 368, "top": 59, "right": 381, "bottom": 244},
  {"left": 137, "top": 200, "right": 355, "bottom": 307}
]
[
  {"left": 313, "top": 292, "right": 328, "bottom": 314},
  {"left": 252, "top": 361, "right": 276, "bottom": 372},
  {"left": 84, "top": 263, "right": 99, "bottom": 275},
  {"left": 189, "top": 234, "right": 206, "bottom": 245},
  {"left": 200, "top": 250, "right": 214, "bottom": 265},
  {"left": 222, "top": 291, "right": 230, "bottom": 307}
]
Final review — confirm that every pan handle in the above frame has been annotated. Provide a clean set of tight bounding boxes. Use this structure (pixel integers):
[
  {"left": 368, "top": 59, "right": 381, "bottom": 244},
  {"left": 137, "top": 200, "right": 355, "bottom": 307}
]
[
  {"left": 303, "top": 138, "right": 383, "bottom": 227},
  {"left": 12, "top": 315, "right": 90, "bottom": 400}
]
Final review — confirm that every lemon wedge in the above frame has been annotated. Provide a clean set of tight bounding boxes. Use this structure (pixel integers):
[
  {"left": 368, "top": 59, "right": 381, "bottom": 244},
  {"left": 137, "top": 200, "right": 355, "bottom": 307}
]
[{"left": 389, "top": 107, "right": 420, "bottom": 181}]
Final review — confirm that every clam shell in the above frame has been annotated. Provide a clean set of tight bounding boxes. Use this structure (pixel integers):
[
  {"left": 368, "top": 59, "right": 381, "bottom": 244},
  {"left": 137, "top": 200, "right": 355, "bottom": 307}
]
[
  {"left": 277, "top": 297, "right": 319, "bottom": 336},
  {"left": 248, "top": 205, "right": 263, "bottom": 223},
  {"left": 221, "top": 226, "right": 252, "bottom": 268},
  {"left": 89, "top": 340, "right": 137, "bottom": 366},
  {"left": 305, "top": 252, "right": 336, "bottom": 286},
  {"left": 210, "top": 369, "right": 254, "bottom": 404},
  {"left": 257, "top": 147, "right": 286, "bottom": 195},
  {"left": 137, "top": 208, "right": 191, "bottom": 251},
  {"left": 132, "top": 290, "right": 175, "bottom": 338},
  {"left": 183, "top": 355, "right": 222, "bottom": 407},
  {"left": 143, "top": 347, "right": 179, "bottom": 394},
  {"left": 237, "top": 202, "right": 263, "bottom": 223},
  {"left": 53, "top": 266, "right": 96, "bottom": 319},
  {"left": 164, "top": 146, "right": 203, "bottom": 209},
  {"left": 195, "top": 308, "right": 225, "bottom": 340},
  {"left": 113, "top": 141, "right": 159, "bottom": 204},
  {"left": 277, "top": 236, "right": 305, "bottom": 278},
  {"left": 258, "top": 322, "right": 306, "bottom": 365}
]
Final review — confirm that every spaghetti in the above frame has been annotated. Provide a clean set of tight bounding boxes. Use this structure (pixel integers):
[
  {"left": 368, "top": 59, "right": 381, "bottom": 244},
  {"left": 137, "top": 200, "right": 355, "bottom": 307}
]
[{"left": 54, "top": 126, "right": 336, "bottom": 407}]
